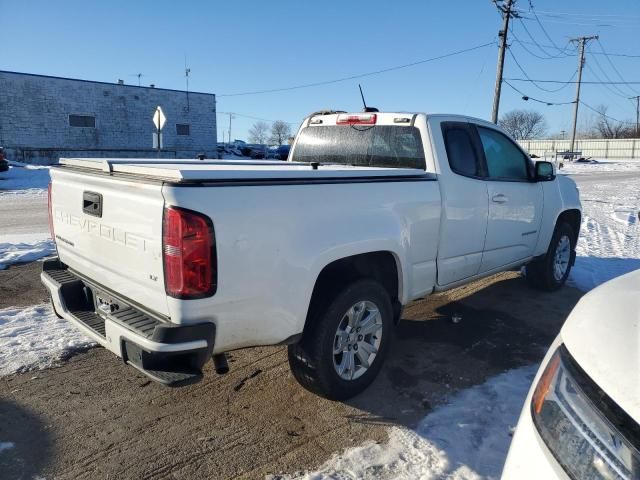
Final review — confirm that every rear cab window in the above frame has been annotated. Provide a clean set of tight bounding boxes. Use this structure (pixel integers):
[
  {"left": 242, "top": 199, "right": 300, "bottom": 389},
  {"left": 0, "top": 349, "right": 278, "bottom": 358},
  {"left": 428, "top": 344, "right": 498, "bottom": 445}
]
[
  {"left": 441, "top": 122, "right": 484, "bottom": 178},
  {"left": 291, "top": 125, "right": 426, "bottom": 170}
]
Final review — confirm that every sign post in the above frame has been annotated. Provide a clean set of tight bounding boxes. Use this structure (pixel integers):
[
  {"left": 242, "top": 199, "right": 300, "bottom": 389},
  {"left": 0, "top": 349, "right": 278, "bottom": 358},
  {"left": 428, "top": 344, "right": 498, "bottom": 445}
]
[{"left": 152, "top": 106, "right": 166, "bottom": 156}]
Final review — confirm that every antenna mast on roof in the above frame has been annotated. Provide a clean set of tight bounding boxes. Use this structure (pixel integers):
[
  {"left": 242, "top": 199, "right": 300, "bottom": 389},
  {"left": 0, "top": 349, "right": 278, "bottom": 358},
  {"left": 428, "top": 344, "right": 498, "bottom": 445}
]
[
  {"left": 358, "top": 84, "right": 379, "bottom": 113},
  {"left": 185, "top": 55, "right": 191, "bottom": 112}
]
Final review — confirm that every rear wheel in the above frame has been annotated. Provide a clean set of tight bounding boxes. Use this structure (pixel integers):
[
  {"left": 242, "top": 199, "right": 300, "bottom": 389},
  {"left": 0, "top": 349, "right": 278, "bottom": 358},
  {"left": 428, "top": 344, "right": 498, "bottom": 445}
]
[
  {"left": 288, "top": 279, "right": 394, "bottom": 400},
  {"left": 526, "top": 222, "right": 576, "bottom": 291}
]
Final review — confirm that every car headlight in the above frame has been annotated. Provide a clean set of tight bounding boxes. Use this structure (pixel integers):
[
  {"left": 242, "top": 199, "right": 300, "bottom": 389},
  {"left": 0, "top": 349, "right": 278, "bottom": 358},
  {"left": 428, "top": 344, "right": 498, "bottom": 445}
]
[{"left": 532, "top": 345, "right": 640, "bottom": 480}]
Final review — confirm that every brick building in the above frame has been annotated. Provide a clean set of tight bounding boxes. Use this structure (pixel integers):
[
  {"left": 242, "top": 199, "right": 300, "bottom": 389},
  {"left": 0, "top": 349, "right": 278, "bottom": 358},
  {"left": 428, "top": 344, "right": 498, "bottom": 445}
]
[{"left": 0, "top": 70, "right": 217, "bottom": 164}]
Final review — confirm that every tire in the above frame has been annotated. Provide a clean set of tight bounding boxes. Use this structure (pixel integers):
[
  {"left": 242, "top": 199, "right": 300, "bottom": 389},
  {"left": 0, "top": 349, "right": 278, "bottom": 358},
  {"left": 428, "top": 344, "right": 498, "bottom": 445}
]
[
  {"left": 288, "top": 279, "right": 394, "bottom": 400},
  {"left": 525, "top": 222, "right": 576, "bottom": 291}
]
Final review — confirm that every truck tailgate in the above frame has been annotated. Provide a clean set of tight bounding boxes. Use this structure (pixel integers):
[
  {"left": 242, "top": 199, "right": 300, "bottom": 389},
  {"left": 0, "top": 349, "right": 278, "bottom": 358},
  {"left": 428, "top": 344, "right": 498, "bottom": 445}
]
[{"left": 50, "top": 168, "right": 168, "bottom": 317}]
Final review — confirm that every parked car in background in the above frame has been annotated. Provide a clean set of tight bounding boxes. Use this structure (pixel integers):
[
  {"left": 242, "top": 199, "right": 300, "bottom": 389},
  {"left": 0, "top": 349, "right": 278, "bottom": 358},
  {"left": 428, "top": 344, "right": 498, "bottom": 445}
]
[
  {"left": 42, "top": 111, "right": 581, "bottom": 400},
  {"left": 503, "top": 269, "right": 640, "bottom": 480},
  {"left": 250, "top": 145, "right": 267, "bottom": 159},
  {"left": 276, "top": 144, "right": 290, "bottom": 160},
  {"left": 0, "top": 147, "right": 9, "bottom": 172}
]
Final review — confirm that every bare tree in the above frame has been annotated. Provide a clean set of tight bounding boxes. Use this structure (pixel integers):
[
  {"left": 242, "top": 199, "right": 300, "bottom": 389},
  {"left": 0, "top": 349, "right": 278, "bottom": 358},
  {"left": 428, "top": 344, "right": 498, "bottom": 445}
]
[
  {"left": 270, "top": 121, "right": 292, "bottom": 145},
  {"left": 248, "top": 121, "right": 270, "bottom": 144},
  {"left": 590, "top": 105, "right": 633, "bottom": 139},
  {"left": 498, "top": 110, "right": 548, "bottom": 140}
]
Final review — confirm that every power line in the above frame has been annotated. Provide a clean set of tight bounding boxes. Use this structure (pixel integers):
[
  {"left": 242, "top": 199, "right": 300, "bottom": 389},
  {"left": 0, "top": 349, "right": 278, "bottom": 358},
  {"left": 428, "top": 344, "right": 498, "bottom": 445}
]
[
  {"left": 594, "top": 39, "right": 640, "bottom": 96},
  {"left": 526, "top": 1, "right": 565, "bottom": 52},
  {"left": 514, "top": 20, "right": 573, "bottom": 58},
  {"left": 517, "top": 15, "right": 635, "bottom": 28},
  {"left": 585, "top": 52, "right": 635, "bottom": 99},
  {"left": 579, "top": 101, "right": 637, "bottom": 125},
  {"left": 217, "top": 111, "right": 297, "bottom": 125},
  {"left": 503, "top": 80, "right": 575, "bottom": 105},
  {"left": 523, "top": 9, "right": 640, "bottom": 20},
  {"left": 507, "top": 48, "right": 578, "bottom": 92},
  {"left": 512, "top": 39, "right": 639, "bottom": 58},
  {"left": 217, "top": 41, "right": 495, "bottom": 97},
  {"left": 505, "top": 78, "right": 640, "bottom": 85},
  {"left": 510, "top": 28, "right": 572, "bottom": 60}
]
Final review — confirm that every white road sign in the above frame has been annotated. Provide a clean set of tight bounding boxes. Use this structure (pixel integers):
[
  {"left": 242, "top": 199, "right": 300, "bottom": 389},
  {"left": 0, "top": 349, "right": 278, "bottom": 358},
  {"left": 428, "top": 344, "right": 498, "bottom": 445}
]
[{"left": 153, "top": 106, "right": 166, "bottom": 131}]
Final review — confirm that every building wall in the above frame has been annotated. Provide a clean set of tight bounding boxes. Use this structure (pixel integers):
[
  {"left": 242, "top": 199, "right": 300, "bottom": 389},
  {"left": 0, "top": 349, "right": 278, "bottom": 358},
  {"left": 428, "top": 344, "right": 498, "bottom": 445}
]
[
  {"left": 0, "top": 71, "right": 217, "bottom": 164},
  {"left": 519, "top": 138, "right": 640, "bottom": 159}
]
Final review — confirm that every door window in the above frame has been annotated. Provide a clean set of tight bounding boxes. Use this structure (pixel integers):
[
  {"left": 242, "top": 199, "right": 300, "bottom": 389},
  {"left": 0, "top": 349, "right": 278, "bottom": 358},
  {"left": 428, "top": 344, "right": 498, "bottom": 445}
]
[
  {"left": 477, "top": 127, "right": 530, "bottom": 181},
  {"left": 441, "top": 123, "right": 481, "bottom": 177}
]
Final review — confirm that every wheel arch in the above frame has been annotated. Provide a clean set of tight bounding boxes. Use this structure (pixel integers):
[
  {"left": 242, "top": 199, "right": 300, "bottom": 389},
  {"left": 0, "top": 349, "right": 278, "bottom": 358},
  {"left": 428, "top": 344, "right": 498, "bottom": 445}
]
[
  {"left": 556, "top": 209, "right": 581, "bottom": 241},
  {"left": 304, "top": 251, "right": 403, "bottom": 333}
]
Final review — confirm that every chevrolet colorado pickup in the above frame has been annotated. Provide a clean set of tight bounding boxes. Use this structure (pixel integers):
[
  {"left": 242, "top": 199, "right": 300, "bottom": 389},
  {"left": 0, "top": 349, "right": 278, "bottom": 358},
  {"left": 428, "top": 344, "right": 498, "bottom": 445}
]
[{"left": 42, "top": 111, "right": 581, "bottom": 400}]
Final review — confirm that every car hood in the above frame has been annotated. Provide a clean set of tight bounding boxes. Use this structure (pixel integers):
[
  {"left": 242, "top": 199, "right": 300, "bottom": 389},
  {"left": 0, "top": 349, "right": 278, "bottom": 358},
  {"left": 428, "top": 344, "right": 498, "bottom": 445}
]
[{"left": 561, "top": 269, "right": 640, "bottom": 423}]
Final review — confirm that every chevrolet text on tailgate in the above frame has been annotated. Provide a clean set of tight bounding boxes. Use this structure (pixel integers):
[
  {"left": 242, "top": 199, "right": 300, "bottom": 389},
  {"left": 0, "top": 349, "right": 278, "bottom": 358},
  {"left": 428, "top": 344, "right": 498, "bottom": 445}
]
[{"left": 42, "top": 111, "right": 582, "bottom": 399}]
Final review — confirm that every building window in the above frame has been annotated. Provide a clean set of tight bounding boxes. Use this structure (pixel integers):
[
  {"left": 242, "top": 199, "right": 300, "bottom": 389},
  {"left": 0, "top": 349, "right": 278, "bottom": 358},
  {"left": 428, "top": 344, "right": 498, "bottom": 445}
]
[
  {"left": 69, "top": 114, "right": 96, "bottom": 128},
  {"left": 176, "top": 124, "right": 190, "bottom": 136}
]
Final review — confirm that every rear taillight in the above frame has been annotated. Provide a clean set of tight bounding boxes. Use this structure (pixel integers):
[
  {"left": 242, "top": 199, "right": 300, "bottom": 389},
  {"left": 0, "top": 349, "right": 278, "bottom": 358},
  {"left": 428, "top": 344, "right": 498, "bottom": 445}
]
[
  {"left": 336, "top": 113, "right": 377, "bottom": 125},
  {"left": 48, "top": 182, "right": 54, "bottom": 239},
  {"left": 162, "top": 206, "right": 217, "bottom": 299}
]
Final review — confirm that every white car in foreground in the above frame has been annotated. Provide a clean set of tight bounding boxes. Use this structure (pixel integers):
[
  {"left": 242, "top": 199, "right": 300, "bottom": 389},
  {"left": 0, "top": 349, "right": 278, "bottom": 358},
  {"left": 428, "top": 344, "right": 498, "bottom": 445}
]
[{"left": 502, "top": 269, "right": 640, "bottom": 479}]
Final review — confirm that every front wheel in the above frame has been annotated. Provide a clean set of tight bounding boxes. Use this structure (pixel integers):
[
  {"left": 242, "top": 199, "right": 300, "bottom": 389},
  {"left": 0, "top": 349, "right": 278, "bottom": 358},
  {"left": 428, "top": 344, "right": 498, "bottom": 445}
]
[
  {"left": 525, "top": 222, "right": 576, "bottom": 291},
  {"left": 288, "top": 279, "right": 394, "bottom": 400}
]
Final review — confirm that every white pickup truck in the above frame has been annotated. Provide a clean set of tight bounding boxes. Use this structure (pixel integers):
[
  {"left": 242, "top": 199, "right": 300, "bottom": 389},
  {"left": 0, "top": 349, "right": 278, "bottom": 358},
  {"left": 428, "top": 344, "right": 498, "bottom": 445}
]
[{"left": 42, "top": 111, "right": 581, "bottom": 399}]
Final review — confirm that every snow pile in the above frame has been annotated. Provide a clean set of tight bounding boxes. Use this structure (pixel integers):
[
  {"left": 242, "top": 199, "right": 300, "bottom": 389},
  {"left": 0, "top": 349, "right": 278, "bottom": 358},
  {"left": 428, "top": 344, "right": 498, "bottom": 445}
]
[
  {"left": 568, "top": 168, "right": 640, "bottom": 291},
  {"left": 283, "top": 366, "right": 537, "bottom": 480},
  {"left": 0, "top": 304, "right": 95, "bottom": 376},
  {"left": 0, "top": 162, "right": 50, "bottom": 193},
  {"left": 560, "top": 158, "right": 640, "bottom": 175},
  {"left": 0, "top": 235, "right": 55, "bottom": 270}
]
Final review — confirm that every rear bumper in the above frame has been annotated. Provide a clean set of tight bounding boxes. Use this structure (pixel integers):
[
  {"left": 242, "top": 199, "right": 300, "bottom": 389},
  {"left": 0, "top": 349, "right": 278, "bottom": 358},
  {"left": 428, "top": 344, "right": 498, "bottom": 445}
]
[{"left": 41, "top": 258, "right": 215, "bottom": 386}]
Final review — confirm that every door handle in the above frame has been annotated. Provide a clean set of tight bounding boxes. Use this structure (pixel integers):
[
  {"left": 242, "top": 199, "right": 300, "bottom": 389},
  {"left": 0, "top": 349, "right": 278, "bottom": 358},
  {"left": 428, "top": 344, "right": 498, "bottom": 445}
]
[{"left": 492, "top": 194, "right": 508, "bottom": 204}]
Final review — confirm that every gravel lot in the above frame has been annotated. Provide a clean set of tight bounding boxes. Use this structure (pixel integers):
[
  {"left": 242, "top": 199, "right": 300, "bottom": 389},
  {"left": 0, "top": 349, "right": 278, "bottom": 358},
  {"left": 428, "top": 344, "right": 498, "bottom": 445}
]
[{"left": 0, "top": 263, "right": 582, "bottom": 479}]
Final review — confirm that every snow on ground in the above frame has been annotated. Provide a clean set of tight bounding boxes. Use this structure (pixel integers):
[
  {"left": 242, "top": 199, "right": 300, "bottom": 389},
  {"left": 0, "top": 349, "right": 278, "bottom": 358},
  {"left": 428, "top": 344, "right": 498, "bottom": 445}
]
[
  {"left": 559, "top": 158, "right": 640, "bottom": 175},
  {"left": 564, "top": 160, "right": 640, "bottom": 291},
  {"left": 0, "top": 162, "right": 50, "bottom": 193},
  {"left": 278, "top": 366, "right": 537, "bottom": 480},
  {"left": 0, "top": 304, "right": 95, "bottom": 376},
  {"left": 0, "top": 233, "right": 55, "bottom": 270}
]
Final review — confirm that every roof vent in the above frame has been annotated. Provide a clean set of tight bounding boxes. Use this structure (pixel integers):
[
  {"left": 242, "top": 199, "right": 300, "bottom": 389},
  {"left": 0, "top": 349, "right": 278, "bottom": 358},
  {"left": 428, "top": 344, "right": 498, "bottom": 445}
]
[{"left": 117, "top": 79, "right": 124, "bottom": 85}]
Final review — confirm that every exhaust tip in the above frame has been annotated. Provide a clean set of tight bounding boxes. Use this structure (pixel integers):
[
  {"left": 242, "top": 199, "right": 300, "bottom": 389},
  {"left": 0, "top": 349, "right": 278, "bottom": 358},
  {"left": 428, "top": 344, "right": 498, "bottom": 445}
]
[{"left": 212, "top": 353, "right": 229, "bottom": 375}]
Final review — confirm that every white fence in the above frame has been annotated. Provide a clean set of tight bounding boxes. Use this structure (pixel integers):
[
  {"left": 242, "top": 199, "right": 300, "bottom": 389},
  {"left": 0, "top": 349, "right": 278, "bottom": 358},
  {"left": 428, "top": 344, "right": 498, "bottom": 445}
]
[{"left": 518, "top": 138, "right": 640, "bottom": 159}]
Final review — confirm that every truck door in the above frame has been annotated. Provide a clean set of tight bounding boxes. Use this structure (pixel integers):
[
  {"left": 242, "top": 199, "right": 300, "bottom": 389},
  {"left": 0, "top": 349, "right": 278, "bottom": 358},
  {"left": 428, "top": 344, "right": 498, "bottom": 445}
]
[
  {"left": 435, "top": 121, "right": 489, "bottom": 286},
  {"left": 475, "top": 125, "right": 543, "bottom": 272}
]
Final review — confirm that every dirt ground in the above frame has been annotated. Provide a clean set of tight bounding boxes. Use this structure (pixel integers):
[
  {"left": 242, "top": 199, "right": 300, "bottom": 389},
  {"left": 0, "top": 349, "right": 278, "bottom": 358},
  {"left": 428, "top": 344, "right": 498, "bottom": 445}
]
[{"left": 0, "top": 262, "right": 583, "bottom": 480}]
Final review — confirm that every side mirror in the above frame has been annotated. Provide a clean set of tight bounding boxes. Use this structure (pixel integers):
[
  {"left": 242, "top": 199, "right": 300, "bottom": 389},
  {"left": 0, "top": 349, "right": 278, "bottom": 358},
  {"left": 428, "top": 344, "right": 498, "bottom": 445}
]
[{"left": 535, "top": 161, "right": 555, "bottom": 181}]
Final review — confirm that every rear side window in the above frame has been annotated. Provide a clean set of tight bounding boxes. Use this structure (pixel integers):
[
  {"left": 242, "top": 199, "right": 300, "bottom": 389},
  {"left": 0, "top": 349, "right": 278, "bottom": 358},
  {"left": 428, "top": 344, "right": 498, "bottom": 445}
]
[
  {"left": 477, "top": 127, "right": 530, "bottom": 181},
  {"left": 441, "top": 123, "right": 481, "bottom": 177},
  {"left": 292, "top": 125, "right": 426, "bottom": 169}
]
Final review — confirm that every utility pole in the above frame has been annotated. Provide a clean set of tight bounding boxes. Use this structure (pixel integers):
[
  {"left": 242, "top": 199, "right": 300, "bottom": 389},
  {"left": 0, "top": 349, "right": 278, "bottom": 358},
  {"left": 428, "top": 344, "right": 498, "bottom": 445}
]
[
  {"left": 630, "top": 96, "right": 640, "bottom": 137},
  {"left": 228, "top": 113, "right": 233, "bottom": 147},
  {"left": 491, "top": 0, "right": 518, "bottom": 124},
  {"left": 569, "top": 35, "right": 598, "bottom": 155}
]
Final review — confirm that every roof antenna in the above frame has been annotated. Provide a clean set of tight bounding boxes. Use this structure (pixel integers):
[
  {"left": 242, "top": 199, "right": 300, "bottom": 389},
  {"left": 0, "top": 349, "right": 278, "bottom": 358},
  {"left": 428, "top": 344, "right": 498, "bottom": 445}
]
[{"left": 358, "top": 84, "right": 379, "bottom": 113}]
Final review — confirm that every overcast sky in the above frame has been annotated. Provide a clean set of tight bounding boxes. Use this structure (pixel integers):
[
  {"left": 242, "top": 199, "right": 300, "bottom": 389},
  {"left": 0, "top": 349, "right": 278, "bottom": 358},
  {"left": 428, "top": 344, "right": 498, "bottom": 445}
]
[{"left": 3, "top": 0, "right": 640, "bottom": 141}]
